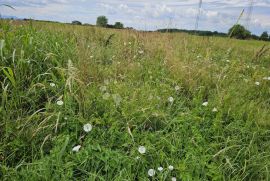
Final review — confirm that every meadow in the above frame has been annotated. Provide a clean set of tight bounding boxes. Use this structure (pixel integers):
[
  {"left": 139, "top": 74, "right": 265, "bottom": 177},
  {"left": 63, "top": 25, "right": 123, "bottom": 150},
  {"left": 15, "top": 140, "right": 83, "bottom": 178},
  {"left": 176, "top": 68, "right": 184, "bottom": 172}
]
[{"left": 0, "top": 20, "right": 270, "bottom": 180}]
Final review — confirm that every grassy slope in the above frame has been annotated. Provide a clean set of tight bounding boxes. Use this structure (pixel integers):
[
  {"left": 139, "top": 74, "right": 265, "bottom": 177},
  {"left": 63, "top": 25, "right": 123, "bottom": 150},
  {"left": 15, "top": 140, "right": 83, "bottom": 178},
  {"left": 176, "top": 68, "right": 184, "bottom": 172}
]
[{"left": 0, "top": 20, "right": 270, "bottom": 180}]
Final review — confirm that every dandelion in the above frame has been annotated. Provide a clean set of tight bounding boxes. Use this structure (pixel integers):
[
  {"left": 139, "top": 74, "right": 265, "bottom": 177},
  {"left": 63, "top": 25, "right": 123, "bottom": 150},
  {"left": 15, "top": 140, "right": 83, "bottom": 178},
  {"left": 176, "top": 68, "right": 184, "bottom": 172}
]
[
  {"left": 172, "top": 177, "right": 177, "bottom": 181},
  {"left": 175, "top": 85, "right": 180, "bottom": 91},
  {"left": 255, "top": 82, "right": 260, "bottom": 86},
  {"left": 212, "top": 107, "right": 218, "bottom": 112},
  {"left": 158, "top": 167, "right": 163, "bottom": 172},
  {"left": 83, "top": 123, "right": 92, "bottom": 133},
  {"left": 202, "top": 102, "right": 208, "bottom": 107},
  {"left": 168, "top": 97, "right": 174, "bottom": 103},
  {"left": 168, "top": 165, "right": 174, "bottom": 171},
  {"left": 50, "top": 83, "right": 56, "bottom": 87},
  {"left": 138, "top": 146, "right": 146, "bottom": 154},
  {"left": 72, "top": 145, "right": 81, "bottom": 152},
  {"left": 56, "top": 100, "right": 64, "bottom": 106},
  {"left": 148, "top": 169, "right": 155, "bottom": 177}
]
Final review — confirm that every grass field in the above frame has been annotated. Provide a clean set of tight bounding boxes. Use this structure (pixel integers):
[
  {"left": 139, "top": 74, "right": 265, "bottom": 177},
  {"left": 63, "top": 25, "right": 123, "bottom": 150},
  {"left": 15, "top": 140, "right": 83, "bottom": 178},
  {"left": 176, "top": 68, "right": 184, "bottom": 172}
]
[{"left": 0, "top": 20, "right": 270, "bottom": 180}]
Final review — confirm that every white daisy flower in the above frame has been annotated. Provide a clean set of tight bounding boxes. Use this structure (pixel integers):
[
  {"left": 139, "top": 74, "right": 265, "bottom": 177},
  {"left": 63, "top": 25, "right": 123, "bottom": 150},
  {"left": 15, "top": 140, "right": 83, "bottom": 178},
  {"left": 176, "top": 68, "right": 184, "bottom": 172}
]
[
  {"left": 135, "top": 156, "right": 140, "bottom": 160},
  {"left": 255, "top": 82, "right": 260, "bottom": 86},
  {"left": 72, "top": 145, "right": 81, "bottom": 152},
  {"left": 148, "top": 169, "right": 155, "bottom": 177},
  {"left": 202, "top": 102, "right": 208, "bottom": 106},
  {"left": 168, "top": 97, "right": 174, "bottom": 103},
  {"left": 138, "top": 146, "right": 146, "bottom": 154},
  {"left": 212, "top": 107, "right": 218, "bottom": 112},
  {"left": 56, "top": 100, "right": 64, "bottom": 106},
  {"left": 83, "top": 123, "right": 92, "bottom": 133},
  {"left": 50, "top": 83, "right": 56, "bottom": 87},
  {"left": 175, "top": 85, "right": 180, "bottom": 91},
  {"left": 138, "top": 50, "right": 144, "bottom": 54},
  {"left": 158, "top": 167, "right": 163, "bottom": 172},
  {"left": 64, "top": 117, "right": 68, "bottom": 120},
  {"left": 172, "top": 177, "right": 177, "bottom": 181},
  {"left": 168, "top": 165, "right": 174, "bottom": 171}
]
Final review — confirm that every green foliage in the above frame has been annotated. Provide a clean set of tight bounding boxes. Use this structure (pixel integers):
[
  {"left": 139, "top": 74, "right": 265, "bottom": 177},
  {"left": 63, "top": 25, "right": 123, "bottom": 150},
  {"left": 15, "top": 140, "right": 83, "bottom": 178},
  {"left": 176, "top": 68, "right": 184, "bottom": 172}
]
[
  {"left": 260, "top": 31, "right": 269, "bottom": 41},
  {"left": 0, "top": 20, "right": 270, "bottom": 181},
  {"left": 114, "top": 22, "right": 124, "bottom": 29},
  {"left": 71, "top": 20, "right": 82, "bottom": 25},
  {"left": 228, "top": 24, "right": 251, "bottom": 39},
  {"left": 96, "top": 16, "right": 108, "bottom": 27}
]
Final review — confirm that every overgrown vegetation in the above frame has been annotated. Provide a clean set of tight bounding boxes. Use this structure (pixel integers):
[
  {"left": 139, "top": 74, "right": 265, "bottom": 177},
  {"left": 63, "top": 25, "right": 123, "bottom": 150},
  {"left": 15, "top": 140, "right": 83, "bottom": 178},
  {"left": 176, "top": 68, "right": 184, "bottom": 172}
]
[{"left": 0, "top": 20, "right": 270, "bottom": 180}]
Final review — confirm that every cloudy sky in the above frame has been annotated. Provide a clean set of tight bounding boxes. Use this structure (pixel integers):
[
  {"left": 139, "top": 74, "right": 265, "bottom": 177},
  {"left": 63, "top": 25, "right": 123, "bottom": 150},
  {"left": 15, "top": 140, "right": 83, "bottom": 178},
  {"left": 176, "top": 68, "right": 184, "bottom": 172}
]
[{"left": 1, "top": 0, "right": 270, "bottom": 35}]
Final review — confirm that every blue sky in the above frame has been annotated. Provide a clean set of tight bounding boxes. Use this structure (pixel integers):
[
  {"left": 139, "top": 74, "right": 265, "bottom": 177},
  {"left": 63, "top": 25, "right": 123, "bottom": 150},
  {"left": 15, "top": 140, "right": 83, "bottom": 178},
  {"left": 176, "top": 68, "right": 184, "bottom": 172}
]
[{"left": 1, "top": 0, "right": 270, "bottom": 35}]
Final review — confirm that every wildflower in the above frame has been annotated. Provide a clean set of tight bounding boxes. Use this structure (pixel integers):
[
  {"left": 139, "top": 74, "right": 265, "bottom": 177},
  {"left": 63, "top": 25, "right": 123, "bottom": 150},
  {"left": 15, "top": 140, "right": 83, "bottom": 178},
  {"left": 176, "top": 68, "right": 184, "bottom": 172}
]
[
  {"left": 138, "top": 146, "right": 146, "bottom": 154},
  {"left": 226, "top": 59, "right": 230, "bottom": 63},
  {"left": 158, "top": 167, "right": 163, "bottom": 172},
  {"left": 263, "top": 77, "right": 270, "bottom": 80},
  {"left": 124, "top": 42, "right": 127, "bottom": 46},
  {"left": 172, "top": 177, "right": 177, "bottom": 181},
  {"left": 50, "top": 83, "right": 56, "bottom": 87},
  {"left": 90, "top": 55, "right": 94, "bottom": 58},
  {"left": 100, "top": 86, "right": 107, "bottom": 92},
  {"left": 168, "top": 97, "right": 174, "bottom": 103},
  {"left": 112, "top": 94, "right": 122, "bottom": 106},
  {"left": 104, "top": 79, "right": 109, "bottom": 85},
  {"left": 212, "top": 107, "right": 218, "bottom": 112},
  {"left": 128, "top": 42, "right": 132, "bottom": 45},
  {"left": 103, "top": 93, "right": 110, "bottom": 100},
  {"left": 83, "top": 123, "right": 92, "bottom": 133},
  {"left": 64, "top": 117, "right": 68, "bottom": 120},
  {"left": 255, "top": 82, "right": 260, "bottom": 86},
  {"left": 138, "top": 50, "right": 144, "bottom": 54},
  {"left": 168, "top": 165, "right": 174, "bottom": 171},
  {"left": 87, "top": 45, "right": 90, "bottom": 48},
  {"left": 56, "top": 100, "right": 64, "bottom": 106},
  {"left": 72, "top": 145, "right": 81, "bottom": 152},
  {"left": 148, "top": 169, "right": 155, "bottom": 177},
  {"left": 202, "top": 102, "right": 208, "bottom": 107},
  {"left": 175, "top": 85, "right": 180, "bottom": 91},
  {"left": 136, "top": 156, "right": 140, "bottom": 160}
]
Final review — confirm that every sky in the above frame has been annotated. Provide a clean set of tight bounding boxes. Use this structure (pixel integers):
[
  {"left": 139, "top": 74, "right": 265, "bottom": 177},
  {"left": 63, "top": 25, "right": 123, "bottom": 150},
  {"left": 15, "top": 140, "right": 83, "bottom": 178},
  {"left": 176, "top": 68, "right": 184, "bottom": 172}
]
[{"left": 1, "top": 0, "right": 270, "bottom": 35}]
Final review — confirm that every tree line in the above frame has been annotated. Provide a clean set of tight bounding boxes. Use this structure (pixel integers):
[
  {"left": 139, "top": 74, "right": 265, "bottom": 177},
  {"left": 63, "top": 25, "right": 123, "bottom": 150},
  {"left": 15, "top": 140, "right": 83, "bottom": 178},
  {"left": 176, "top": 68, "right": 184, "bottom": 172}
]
[
  {"left": 72, "top": 16, "right": 125, "bottom": 29},
  {"left": 71, "top": 16, "right": 269, "bottom": 41}
]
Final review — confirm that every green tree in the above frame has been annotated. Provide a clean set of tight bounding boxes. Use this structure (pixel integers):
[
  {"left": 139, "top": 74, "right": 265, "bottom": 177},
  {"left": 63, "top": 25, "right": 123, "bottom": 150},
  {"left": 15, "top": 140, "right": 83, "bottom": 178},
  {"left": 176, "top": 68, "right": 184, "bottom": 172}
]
[
  {"left": 71, "top": 20, "right": 82, "bottom": 25},
  {"left": 228, "top": 24, "right": 251, "bottom": 39},
  {"left": 96, "top": 16, "right": 108, "bottom": 27},
  {"left": 260, "top": 31, "right": 269, "bottom": 41},
  {"left": 114, "top": 22, "right": 124, "bottom": 29}
]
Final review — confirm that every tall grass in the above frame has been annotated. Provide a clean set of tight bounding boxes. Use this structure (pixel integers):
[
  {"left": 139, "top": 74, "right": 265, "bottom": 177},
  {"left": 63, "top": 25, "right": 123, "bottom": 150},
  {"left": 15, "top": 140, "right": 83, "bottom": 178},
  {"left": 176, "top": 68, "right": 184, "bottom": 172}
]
[{"left": 0, "top": 20, "right": 270, "bottom": 180}]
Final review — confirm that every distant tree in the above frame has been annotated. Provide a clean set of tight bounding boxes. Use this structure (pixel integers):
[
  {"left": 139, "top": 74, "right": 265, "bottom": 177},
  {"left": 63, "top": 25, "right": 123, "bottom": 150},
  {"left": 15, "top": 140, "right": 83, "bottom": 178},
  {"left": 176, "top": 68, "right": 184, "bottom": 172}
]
[
  {"left": 114, "top": 22, "right": 124, "bottom": 29},
  {"left": 228, "top": 24, "right": 251, "bottom": 39},
  {"left": 96, "top": 16, "right": 108, "bottom": 27},
  {"left": 72, "top": 20, "right": 82, "bottom": 25},
  {"left": 260, "top": 31, "right": 269, "bottom": 41}
]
